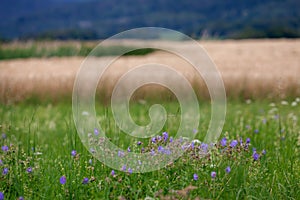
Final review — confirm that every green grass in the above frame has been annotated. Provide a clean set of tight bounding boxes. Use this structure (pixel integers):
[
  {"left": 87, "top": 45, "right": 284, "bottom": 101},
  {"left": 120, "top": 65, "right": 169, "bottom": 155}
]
[
  {"left": 0, "top": 44, "right": 156, "bottom": 60},
  {"left": 0, "top": 100, "right": 299, "bottom": 199}
]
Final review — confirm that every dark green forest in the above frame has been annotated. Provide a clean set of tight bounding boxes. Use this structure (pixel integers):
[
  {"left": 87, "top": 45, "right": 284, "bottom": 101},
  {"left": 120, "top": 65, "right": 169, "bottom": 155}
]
[{"left": 0, "top": 0, "right": 299, "bottom": 40}]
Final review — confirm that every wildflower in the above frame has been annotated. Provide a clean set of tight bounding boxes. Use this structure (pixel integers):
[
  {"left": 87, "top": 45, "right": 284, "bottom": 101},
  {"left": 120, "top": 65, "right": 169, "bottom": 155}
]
[
  {"left": 71, "top": 150, "right": 77, "bottom": 157},
  {"left": 94, "top": 128, "right": 99, "bottom": 135},
  {"left": 127, "top": 147, "right": 131, "bottom": 152},
  {"left": 128, "top": 168, "right": 133, "bottom": 174},
  {"left": 89, "top": 159, "right": 92, "bottom": 165},
  {"left": 82, "top": 177, "right": 89, "bottom": 184},
  {"left": 19, "top": 196, "right": 24, "bottom": 200},
  {"left": 193, "top": 173, "right": 198, "bottom": 181},
  {"left": 60, "top": 176, "right": 66, "bottom": 184},
  {"left": 220, "top": 138, "right": 227, "bottom": 146},
  {"left": 253, "top": 152, "right": 260, "bottom": 161},
  {"left": 158, "top": 146, "right": 164, "bottom": 153},
  {"left": 254, "top": 129, "right": 259, "bottom": 133},
  {"left": 151, "top": 137, "right": 156, "bottom": 143},
  {"left": 150, "top": 149, "right": 155, "bottom": 156},
  {"left": 225, "top": 166, "right": 231, "bottom": 174},
  {"left": 1, "top": 133, "right": 6, "bottom": 139},
  {"left": 121, "top": 165, "right": 126, "bottom": 171},
  {"left": 2, "top": 168, "right": 8, "bottom": 175},
  {"left": 252, "top": 148, "right": 256, "bottom": 152},
  {"left": 118, "top": 150, "right": 124, "bottom": 157},
  {"left": 169, "top": 137, "right": 173, "bottom": 143},
  {"left": 201, "top": 143, "right": 208, "bottom": 152},
  {"left": 26, "top": 167, "right": 33, "bottom": 173},
  {"left": 262, "top": 149, "right": 266, "bottom": 155},
  {"left": 0, "top": 160, "right": 3, "bottom": 166},
  {"left": 246, "top": 138, "right": 250, "bottom": 144},
  {"left": 137, "top": 141, "right": 142, "bottom": 145},
  {"left": 230, "top": 140, "right": 238, "bottom": 148},
  {"left": 162, "top": 132, "right": 168, "bottom": 142},
  {"left": 0, "top": 192, "right": 3, "bottom": 200},
  {"left": 1, "top": 145, "right": 8, "bottom": 152},
  {"left": 141, "top": 147, "right": 145, "bottom": 152},
  {"left": 111, "top": 170, "right": 115, "bottom": 176},
  {"left": 211, "top": 171, "right": 216, "bottom": 178}
]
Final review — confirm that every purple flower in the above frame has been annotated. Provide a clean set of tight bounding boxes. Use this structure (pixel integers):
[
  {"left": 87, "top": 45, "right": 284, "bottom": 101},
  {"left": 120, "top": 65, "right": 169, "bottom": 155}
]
[
  {"left": 1, "top": 145, "right": 8, "bottom": 152},
  {"left": 19, "top": 196, "right": 24, "bottom": 200},
  {"left": 201, "top": 143, "right": 208, "bottom": 152},
  {"left": 246, "top": 138, "right": 250, "bottom": 144},
  {"left": 94, "top": 128, "right": 99, "bottom": 135},
  {"left": 111, "top": 170, "right": 115, "bottom": 176},
  {"left": 193, "top": 173, "right": 198, "bottom": 181},
  {"left": 0, "top": 192, "right": 3, "bottom": 200},
  {"left": 252, "top": 148, "right": 257, "bottom": 152},
  {"left": 141, "top": 147, "right": 145, "bottom": 152},
  {"left": 151, "top": 137, "right": 156, "bottom": 143},
  {"left": 253, "top": 152, "right": 260, "bottom": 161},
  {"left": 169, "top": 137, "right": 173, "bottom": 143},
  {"left": 191, "top": 142, "right": 195, "bottom": 149},
  {"left": 118, "top": 150, "right": 124, "bottom": 157},
  {"left": 82, "top": 177, "right": 89, "bottom": 184},
  {"left": 162, "top": 132, "right": 168, "bottom": 142},
  {"left": 26, "top": 167, "right": 33, "bottom": 173},
  {"left": 121, "top": 165, "right": 126, "bottom": 171},
  {"left": 150, "top": 149, "right": 155, "bottom": 156},
  {"left": 128, "top": 168, "right": 133, "bottom": 174},
  {"left": 254, "top": 129, "right": 259, "bottom": 134},
  {"left": 2, "top": 168, "right": 8, "bottom": 175},
  {"left": 262, "top": 149, "right": 266, "bottom": 155},
  {"left": 127, "top": 147, "right": 131, "bottom": 152},
  {"left": 71, "top": 150, "right": 77, "bottom": 157},
  {"left": 225, "top": 166, "right": 231, "bottom": 174},
  {"left": 0, "top": 160, "right": 3, "bottom": 166},
  {"left": 230, "top": 140, "right": 238, "bottom": 148},
  {"left": 60, "top": 176, "right": 66, "bottom": 184},
  {"left": 220, "top": 138, "right": 227, "bottom": 146},
  {"left": 137, "top": 141, "right": 142, "bottom": 145},
  {"left": 158, "top": 146, "right": 164, "bottom": 153},
  {"left": 211, "top": 171, "right": 216, "bottom": 178}
]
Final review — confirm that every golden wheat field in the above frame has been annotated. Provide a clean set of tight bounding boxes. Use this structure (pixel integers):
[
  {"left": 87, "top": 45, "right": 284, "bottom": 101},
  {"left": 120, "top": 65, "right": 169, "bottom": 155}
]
[{"left": 0, "top": 39, "right": 299, "bottom": 103}]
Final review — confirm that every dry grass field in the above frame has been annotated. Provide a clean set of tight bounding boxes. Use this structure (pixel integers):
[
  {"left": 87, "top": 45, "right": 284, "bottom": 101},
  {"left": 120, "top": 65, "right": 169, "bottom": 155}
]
[{"left": 0, "top": 39, "right": 299, "bottom": 103}]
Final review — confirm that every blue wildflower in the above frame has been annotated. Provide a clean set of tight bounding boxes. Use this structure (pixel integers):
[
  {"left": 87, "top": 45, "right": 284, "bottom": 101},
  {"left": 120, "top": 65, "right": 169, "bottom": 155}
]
[
  {"left": 127, "top": 146, "right": 131, "bottom": 152},
  {"left": 0, "top": 192, "right": 3, "bottom": 200},
  {"left": 0, "top": 160, "right": 3, "bottom": 166},
  {"left": 253, "top": 152, "right": 260, "bottom": 161},
  {"left": 128, "top": 168, "right": 133, "bottom": 174},
  {"left": 111, "top": 170, "right": 115, "bottom": 176},
  {"left": 71, "top": 150, "right": 77, "bottom": 157},
  {"left": 162, "top": 132, "right": 168, "bottom": 142},
  {"left": 211, "top": 171, "right": 216, "bottom": 178},
  {"left": 158, "top": 146, "right": 164, "bottom": 153},
  {"left": 151, "top": 137, "right": 156, "bottom": 143},
  {"left": 201, "top": 143, "right": 208, "bottom": 152},
  {"left": 26, "top": 167, "right": 33, "bottom": 173},
  {"left": 253, "top": 148, "right": 257, "bottom": 152},
  {"left": 246, "top": 138, "right": 250, "bottom": 144},
  {"left": 254, "top": 129, "right": 259, "bottom": 133},
  {"left": 193, "top": 173, "right": 198, "bottom": 181},
  {"left": 262, "top": 149, "right": 266, "bottom": 155},
  {"left": 230, "top": 140, "right": 238, "bottom": 148},
  {"left": 220, "top": 138, "right": 227, "bottom": 146},
  {"left": 60, "top": 176, "right": 66, "bottom": 184},
  {"left": 225, "top": 166, "right": 231, "bottom": 174},
  {"left": 19, "top": 196, "right": 24, "bottom": 200},
  {"left": 2, "top": 168, "right": 8, "bottom": 175},
  {"left": 169, "top": 137, "right": 173, "bottom": 143},
  {"left": 118, "top": 150, "right": 124, "bottom": 157},
  {"left": 1, "top": 145, "right": 8, "bottom": 152},
  {"left": 94, "top": 128, "right": 99, "bottom": 135},
  {"left": 137, "top": 141, "right": 142, "bottom": 145},
  {"left": 121, "top": 165, "right": 126, "bottom": 171},
  {"left": 82, "top": 177, "right": 89, "bottom": 184}
]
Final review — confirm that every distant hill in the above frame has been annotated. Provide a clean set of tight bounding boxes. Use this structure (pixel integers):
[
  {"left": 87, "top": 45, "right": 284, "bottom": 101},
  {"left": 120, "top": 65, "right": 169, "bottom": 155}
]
[{"left": 0, "top": 0, "right": 299, "bottom": 40}]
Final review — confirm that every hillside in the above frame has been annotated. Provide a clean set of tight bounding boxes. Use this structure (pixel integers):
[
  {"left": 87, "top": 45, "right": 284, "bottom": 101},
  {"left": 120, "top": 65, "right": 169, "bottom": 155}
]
[{"left": 0, "top": 0, "right": 299, "bottom": 40}]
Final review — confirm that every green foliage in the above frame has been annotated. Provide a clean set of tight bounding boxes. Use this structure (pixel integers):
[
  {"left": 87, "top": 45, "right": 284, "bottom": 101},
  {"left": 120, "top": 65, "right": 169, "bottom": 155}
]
[{"left": 0, "top": 100, "right": 299, "bottom": 199}]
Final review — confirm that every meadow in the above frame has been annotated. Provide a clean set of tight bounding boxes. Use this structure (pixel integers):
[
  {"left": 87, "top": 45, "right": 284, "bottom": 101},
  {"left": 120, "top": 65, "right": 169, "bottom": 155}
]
[
  {"left": 0, "top": 39, "right": 299, "bottom": 199},
  {"left": 0, "top": 99, "right": 299, "bottom": 199}
]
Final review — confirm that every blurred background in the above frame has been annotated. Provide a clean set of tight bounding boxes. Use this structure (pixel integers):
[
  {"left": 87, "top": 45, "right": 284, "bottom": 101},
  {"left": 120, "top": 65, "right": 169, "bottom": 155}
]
[{"left": 0, "top": 0, "right": 300, "bottom": 103}]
